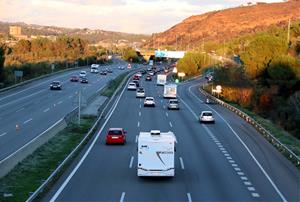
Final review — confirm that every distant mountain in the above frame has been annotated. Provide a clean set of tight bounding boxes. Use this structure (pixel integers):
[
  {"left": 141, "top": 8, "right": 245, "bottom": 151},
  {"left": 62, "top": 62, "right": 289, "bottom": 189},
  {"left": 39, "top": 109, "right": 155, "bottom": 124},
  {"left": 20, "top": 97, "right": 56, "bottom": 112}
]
[
  {"left": 0, "top": 21, "right": 149, "bottom": 45},
  {"left": 144, "top": 0, "right": 300, "bottom": 48}
]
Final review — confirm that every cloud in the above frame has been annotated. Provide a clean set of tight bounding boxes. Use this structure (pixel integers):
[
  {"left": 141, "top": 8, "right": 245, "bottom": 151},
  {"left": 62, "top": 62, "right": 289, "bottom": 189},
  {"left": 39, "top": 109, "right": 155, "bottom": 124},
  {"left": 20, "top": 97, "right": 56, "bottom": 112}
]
[{"left": 0, "top": 0, "right": 286, "bottom": 34}]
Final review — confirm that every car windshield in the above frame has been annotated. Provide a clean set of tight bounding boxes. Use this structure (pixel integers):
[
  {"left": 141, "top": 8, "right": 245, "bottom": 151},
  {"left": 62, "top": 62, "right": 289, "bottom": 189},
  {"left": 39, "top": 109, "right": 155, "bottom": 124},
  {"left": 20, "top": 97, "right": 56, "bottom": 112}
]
[{"left": 109, "top": 130, "right": 122, "bottom": 135}]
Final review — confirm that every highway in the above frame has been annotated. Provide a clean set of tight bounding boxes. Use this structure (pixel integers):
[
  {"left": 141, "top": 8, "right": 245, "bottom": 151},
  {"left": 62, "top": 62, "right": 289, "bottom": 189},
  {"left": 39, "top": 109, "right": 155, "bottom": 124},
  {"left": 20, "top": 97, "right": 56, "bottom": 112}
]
[
  {"left": 45, "top": 73, "right": 300, "bottom": 201},
  {"left": 0, "top": 59, "right": 129, "bottom": 161}
]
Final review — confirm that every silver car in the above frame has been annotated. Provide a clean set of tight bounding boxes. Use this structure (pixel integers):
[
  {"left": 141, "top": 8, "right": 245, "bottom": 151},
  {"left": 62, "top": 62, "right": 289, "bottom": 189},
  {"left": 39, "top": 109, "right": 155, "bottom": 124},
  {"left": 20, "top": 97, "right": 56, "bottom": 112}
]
[
  {"left": 199, "top": 111, "right": 215, "bottom": 123},
  {"left": 136, "top": 88, "right": 145, "bottom": 98},
  {"left": 168, "top": 99, "right": 179, "bottom": 110},
  {"left": 144, "top": 97, "right": 155, "bottom": 107}
]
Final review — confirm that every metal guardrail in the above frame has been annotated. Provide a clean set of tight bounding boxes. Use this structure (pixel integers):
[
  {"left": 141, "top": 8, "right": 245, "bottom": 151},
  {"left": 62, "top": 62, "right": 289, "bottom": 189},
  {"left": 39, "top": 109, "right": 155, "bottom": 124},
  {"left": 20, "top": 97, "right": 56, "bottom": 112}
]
[
  {"left": 199, "top": 87, "right": 300, "bottom": 167},
  {"left": 25, "top": 69, "right": 139, "bottom": 202}
]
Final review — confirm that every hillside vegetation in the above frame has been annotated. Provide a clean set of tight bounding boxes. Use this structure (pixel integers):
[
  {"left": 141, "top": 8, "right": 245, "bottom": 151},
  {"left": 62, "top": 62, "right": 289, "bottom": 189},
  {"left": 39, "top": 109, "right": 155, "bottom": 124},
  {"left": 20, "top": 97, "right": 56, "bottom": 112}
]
[{"left": 144, "top": 0, "right": 300, "bottom": 49}]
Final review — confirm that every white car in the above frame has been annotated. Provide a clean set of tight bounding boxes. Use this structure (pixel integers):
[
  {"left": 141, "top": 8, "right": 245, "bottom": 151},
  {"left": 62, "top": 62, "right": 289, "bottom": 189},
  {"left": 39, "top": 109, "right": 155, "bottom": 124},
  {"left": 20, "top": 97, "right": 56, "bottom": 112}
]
[
  {"left": 136, "top": 88, "right": 145, "bottom": 98},
  {"left": 199, "top": 111, "right": 215, "bottom": 123},
  {"left": 79, "top": 71, "right": 87, "bottom": 78},
  {"left": 149, "top": 71, "right": 154, "bottom": 76},
  {"left": 135, "top": 72, "right": 142, "bottom": 77},
  {"left": 127, "top": 82, "right": 137, "bottom": 90},
  {"left": 144, "top": 97, "right": 155, "bottom": 107}
]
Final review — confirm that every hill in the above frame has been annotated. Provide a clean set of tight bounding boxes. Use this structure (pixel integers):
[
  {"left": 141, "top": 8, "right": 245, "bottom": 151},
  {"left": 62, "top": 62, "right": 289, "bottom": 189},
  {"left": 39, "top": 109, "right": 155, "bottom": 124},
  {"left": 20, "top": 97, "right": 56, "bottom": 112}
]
[
  {"left": 144, "top": 0, "right": 300, "bottom": 49},
  {"left": 0, "top": 21, "right": 149, "bottom": 46}
]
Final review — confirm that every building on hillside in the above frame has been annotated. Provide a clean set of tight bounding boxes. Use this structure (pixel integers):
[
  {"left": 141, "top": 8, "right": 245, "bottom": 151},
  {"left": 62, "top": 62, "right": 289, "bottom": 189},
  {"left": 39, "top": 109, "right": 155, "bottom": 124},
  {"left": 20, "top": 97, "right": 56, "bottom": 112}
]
[
  {"left": 9, "top": 26, "right": 21, "bottom": 36},
  {"left": 9, "top": 26, "right": 28, "bottom": 40}
]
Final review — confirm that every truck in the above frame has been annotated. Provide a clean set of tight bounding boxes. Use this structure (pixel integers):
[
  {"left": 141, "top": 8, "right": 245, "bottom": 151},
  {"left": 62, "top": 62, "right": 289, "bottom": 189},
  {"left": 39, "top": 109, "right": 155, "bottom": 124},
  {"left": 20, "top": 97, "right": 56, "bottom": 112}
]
[
  {"left": 163, "top": 84, "right": 177, "bottom": 98},
  {"left": 137, "top": 130, "right": 176, "bottom": 177},
  {"left": 157, "top": 74, "right": 167, "bottom": 86}
]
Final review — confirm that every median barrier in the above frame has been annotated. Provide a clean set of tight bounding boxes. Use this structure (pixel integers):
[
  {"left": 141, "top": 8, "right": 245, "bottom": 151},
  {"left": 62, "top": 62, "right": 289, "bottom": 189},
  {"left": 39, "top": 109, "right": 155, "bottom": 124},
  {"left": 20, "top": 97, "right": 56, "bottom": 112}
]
[
  {"left": 0, "top": 119, "right": 67, "bottom": 178},
  {"left": 199, "top": 87, "right": 300, "bottom": 167}
]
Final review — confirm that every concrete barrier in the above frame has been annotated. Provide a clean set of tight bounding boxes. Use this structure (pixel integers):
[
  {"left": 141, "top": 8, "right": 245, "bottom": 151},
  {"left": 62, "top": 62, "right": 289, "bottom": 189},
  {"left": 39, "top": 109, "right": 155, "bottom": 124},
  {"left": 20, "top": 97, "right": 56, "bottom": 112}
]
[{"left": 0, "top": 119, "right": 67, "bottom": 178}]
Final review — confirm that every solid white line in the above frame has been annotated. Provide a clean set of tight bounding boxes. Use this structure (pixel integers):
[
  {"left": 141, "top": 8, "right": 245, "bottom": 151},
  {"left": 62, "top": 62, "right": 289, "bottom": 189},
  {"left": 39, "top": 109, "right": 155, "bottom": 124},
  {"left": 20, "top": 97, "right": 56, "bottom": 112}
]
[
  {"left": 179, "top": 157, "right": 185, "bottom": 170},
  {"left": 187, "top": 193, "right": 192, "bottom": 202},
  {"left": 23, "top": 118, "right": 33, "bottom": 124},
  {"left": 16, "top": 107, "right": 25, "bottom": 112},
  {"left": 129, "top": 156, "right": 134, "bottom": 168},
  {"left": 50, "top": 76, "right": 130, "bottom": 202},
  {"left": 0, "top": 132, "right": 7, "bottom": 137},
  {"left": 43, "top": 108, "right": 50, "bottom": 113},
  {"left": 135, "top": 135, "right": 138, "bottom": 143},
  {"left": 120, "top": 192, "right": 126, "bottom": 202},
  {"left": 137, "top": 121, "right": 140, "bottom": 127},
  {"left": 165, "top": 112, "right": 168, "bottom": 117},
  {"left": 188, "top": 84, "right": 287, "bottom": 202},
  {"left": 169, "top": 122, "right": 173, "bottom": 128}
]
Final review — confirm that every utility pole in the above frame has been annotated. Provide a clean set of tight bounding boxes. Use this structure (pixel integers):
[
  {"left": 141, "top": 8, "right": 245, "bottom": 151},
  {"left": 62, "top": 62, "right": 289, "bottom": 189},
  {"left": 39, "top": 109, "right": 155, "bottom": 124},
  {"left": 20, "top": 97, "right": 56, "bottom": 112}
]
[{"left": 287, "top": 18, "right": 291, "bottom": 48}]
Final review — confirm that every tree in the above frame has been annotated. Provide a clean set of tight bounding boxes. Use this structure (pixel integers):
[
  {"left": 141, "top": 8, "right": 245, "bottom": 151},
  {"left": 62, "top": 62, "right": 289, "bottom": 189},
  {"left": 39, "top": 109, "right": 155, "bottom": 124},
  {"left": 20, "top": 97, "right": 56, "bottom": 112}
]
[
  {"left": 122, "top": 47, "right": 139, "bottom": 62},
  {"left": 177, "top": 52, "right": 210, "bottom": 76},
  {"left": 240, "top": 34, "right": 287, "bottom": 79}
]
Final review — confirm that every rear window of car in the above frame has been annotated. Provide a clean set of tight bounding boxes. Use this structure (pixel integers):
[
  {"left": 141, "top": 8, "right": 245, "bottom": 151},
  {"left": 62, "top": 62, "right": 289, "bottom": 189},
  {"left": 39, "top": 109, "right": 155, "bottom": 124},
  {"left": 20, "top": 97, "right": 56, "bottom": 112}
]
[
  {"left": 203, "top": 112, "right": 212, "bottom": 116},
  {"left": 52, "top": 82, "right": 60, "bottom": 85},
  {"left": 170, "top": 100, "right": 178, "bottom": 104},
  {"left": 109, "top": 130, "right": 123, "bottom": 135}
]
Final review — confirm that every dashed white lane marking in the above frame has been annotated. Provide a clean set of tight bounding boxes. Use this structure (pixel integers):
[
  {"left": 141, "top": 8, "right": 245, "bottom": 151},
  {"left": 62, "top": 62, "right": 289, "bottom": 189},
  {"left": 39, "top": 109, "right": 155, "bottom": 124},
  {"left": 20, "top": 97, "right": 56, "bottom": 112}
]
[
  {"left": 161, "top": 100, "right": 163, "bottom": 103},
  {"left": 16, "top": 107, "right": 25, "bottom": 112},
  {"left": 248, "top": 187, "right": 255, "bottom": 191},
  {"left": 187, "top": 193, "right": 192, "bottom": 202},
  {"left": 237, "top": 172, "right": 245, "bottom": 175},
  {"left": 252, "top": 193, "right": 260, "bottom": 197},
  {"left": 244, "top": 181, "right": 252, "bottom": 186},
  {"left": 120, "top": 192, "right": 126, "bottom": 202},
  {"left": 241, "top": 176, "right": 248, "bottom": 181},
  {"left": 135, "top": 135, "right": 138, "bottom": 143},
  {"left": 68, "top": 95, "right": 72, "bottom": 99},
  {"left": 140, "top": 98, "right": 142, "bottom": 102},
  {"left": 43, "top": 108, "right": 50, "bottom": 113},
  {"left": 165, "top": 112, "right": 168, "bottom": 117},
  {"left": 23, "top": 118, "right": 33, "bottom": 124},
  {"left": 234, "top": 167, "right": 241, "bottom": 171},
  {"left": 0, "top": 132, "right": 7, "bottom": 137},
  {"left": 139, "top": 104, "right": 141, "bottom": 109},
  {"left": 57, "top": 101, "right": 63, "bottom": 105},
  {"left": 139, "top": 112, "right": 141, "bottom": 116},
  {"left": 169, "top": 122, "right": 173, "bottom": 128},
  {"left": 129, "top": 156, "right": 134, "bottom": 168},
  {"left": 179, "top": 157, "right": 185, "bottom": 170},
  {"left": 137, "top": 121, "right": 140, "bottom": 127}
]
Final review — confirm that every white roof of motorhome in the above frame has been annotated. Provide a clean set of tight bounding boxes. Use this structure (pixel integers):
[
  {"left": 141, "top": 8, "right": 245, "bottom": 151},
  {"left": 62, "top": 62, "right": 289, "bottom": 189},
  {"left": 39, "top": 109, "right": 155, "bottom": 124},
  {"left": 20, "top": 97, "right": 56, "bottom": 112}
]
[{"left": 139, "top": 131, "right": 177, "bottom": 143}]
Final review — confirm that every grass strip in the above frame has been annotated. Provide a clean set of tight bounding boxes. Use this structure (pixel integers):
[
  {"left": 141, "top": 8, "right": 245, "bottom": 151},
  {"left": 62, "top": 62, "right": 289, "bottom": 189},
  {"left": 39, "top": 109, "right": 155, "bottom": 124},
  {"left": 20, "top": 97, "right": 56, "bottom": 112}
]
[
  {"left": 0, "top": 116, "right": 96, "bottom": 202},
  {"left": 101, "top": 72, "right": 128, "bottom": 97}
]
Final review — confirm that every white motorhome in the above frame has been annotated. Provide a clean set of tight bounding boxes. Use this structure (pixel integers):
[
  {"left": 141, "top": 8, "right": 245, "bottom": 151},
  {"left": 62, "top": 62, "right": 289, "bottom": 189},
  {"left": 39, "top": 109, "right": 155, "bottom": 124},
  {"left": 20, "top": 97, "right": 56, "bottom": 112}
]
[
  {"left": 163, "top": 84, "right": 177, "bottom": 98},
  {"left": 137, "top": 130, "right": 176, "bottom": 177},
  {"left": 157, "top": 74, "right": 167, "bottom": 86}
]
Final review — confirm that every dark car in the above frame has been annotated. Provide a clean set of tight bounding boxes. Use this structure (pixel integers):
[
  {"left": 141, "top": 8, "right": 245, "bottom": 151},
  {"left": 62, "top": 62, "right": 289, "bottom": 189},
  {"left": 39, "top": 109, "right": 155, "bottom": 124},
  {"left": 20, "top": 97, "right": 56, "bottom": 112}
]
[
  {"left": 106, "top": 128, "right": 126, "bottom": 144},
  {"left": 100, "top": 70, "right": 107, "bottom": 75},
  {"left": 132, "top": 80, "right": 140, "bottom": 87},
  {"left": 80, "top": 77, "right": 88, "bottom": 83},
  {"left": 50, "top": 81, "right": 62, "bottom": 90},
  {"left": 106, "top": 68, "right": 113, "bottom": 73},
  {"left": 70, "top": 75, "right": 79, "bottom": 82}
]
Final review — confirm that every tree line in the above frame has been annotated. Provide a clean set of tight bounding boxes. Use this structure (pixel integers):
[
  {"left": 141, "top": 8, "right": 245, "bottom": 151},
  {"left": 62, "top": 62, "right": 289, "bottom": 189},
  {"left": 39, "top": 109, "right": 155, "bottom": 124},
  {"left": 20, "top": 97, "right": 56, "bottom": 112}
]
[{"left": 0, "top": 36, "right": 109, "bottom": 87}]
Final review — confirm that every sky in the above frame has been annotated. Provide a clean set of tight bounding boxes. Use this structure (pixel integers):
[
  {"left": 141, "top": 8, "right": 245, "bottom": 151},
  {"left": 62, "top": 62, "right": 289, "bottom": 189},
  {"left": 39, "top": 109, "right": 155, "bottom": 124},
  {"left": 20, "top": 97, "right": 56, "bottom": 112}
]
[{"left": 0, "top": 0, "right": 285, "bottom": 34}]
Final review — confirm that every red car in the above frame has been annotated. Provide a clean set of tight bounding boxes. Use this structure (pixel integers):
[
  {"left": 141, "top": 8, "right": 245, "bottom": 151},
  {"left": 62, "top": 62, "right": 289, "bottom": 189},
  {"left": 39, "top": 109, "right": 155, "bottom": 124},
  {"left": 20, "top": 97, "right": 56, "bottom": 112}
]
[
  {"left": 133, "top": 75, "right": 140, "bottom": 80},
  {"left": 105, "top": 128, "right": 126, "bottom": 144},
  {"left": 70, "top": 75, "right": 79, "bottom": 82}
]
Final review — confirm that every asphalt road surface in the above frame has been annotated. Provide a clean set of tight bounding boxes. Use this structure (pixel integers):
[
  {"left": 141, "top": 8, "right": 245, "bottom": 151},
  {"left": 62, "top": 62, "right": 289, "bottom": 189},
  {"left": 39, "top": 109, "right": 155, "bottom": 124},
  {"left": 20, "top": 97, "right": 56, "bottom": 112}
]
[
  {"left": 0, "top": 59, "right": 130, "bottom": 161},
  {"left": 45, "top": 73, "right": 300, "bottom": 202}
]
